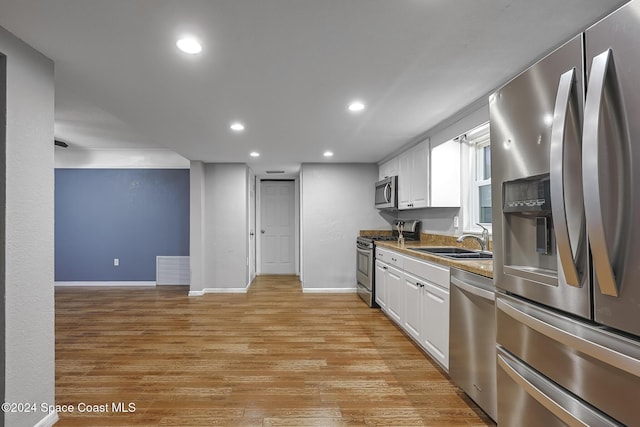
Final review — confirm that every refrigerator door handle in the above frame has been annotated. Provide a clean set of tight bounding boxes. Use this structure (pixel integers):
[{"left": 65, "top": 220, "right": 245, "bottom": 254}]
[
  {"left": 583, "top": 48, "right": 625, "bottom": 297},
  {"left": 497, "top": 297, "right": 640, "bottom": 377},
  {"left": 550, "top": 68, "right": 581, "bottom": 287}
]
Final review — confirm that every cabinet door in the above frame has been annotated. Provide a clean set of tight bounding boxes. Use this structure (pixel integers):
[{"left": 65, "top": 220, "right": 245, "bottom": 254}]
[
  {"left": 386, "top": 266, "right": 404, "bottom": 324},
  {"left": 422, "top": 282, "right": 450, "bottom": 370},
  {"left": 379, "top": 157, "right": 399, "bottom": 180},
  {"left": 398, "top": 150, "right": 413, "bottom": 209},
  {"left": 375, "top": 260, "right": 388, "bottom": 310},
  {"left": 398, "top": 141, "right": 429, "bottom": 209},
  {"left": 430, "top": 139, "right": 461, "bottom": 207},
  {"left": 410, "top": 141, "right": 429, "bottom": 208},
  {"left": 403, "top": 273, "right": 423, "bottom": 342}
]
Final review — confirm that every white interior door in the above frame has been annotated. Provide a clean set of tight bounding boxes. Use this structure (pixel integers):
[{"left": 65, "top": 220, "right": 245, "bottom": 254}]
[{"left": 260, "top": 180, "right": 295, "bottom": 274}]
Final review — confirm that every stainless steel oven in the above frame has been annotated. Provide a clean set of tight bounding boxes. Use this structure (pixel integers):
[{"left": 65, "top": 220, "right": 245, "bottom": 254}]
[
  {"left": 356, "top": 237, "right": 375, "bottom": 307},
  {"left": 356, "top": 221, "right": 420, "bottom": 308}
]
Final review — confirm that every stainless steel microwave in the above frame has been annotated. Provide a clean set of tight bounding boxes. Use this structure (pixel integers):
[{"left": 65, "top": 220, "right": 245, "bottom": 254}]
[{"left": 375, "top": 176, "right": 397, "bottom": 209}]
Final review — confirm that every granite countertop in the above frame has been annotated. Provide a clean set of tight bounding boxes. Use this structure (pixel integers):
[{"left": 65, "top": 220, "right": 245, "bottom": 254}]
[{"left": 375, "top": 240, "right": 494, "bottom": 279}]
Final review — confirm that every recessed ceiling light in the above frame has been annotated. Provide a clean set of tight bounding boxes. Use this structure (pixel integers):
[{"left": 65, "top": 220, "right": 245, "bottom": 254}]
[
  {"left": 324, "top": 151, "right": 334, "bottom": 157},
  {"left": 347, "top": 101, "right": 365, "bottom": 113},
  {"left": 230, "top": 122, "right": 245, "bottom": 132},
  {"left": 176, "top": 37, "right": 202, "bottom": 54},
  {"left": 250, "top": 151, "right": 260, "bottom": 157}
]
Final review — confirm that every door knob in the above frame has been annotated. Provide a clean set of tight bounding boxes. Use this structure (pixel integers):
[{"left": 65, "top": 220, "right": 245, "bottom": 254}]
[{"left": 261, "top": 230, "right": 265, "bottom": 234}]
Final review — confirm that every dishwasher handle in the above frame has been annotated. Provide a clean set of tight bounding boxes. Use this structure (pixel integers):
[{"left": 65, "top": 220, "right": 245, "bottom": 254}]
[{"left": 451, "top": 276, "right": 495, "bottom": 301}]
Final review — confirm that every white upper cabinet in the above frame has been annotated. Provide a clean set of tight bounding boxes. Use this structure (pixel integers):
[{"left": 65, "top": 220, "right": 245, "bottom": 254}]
[
  {"left": 398, "top": 140, "right": 429, "bottom": 210},
  {"left": 378, "top": 157, "right": 399, "bottom": 180},
  {"left": 385, "top": 136, "right": 461, "bottom": 210},
  {"left": 430, "top": 139, "right": 461, "bottom": 207}
]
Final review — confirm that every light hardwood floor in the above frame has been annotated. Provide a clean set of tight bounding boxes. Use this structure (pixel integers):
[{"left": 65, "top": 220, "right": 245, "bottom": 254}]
[{"left": 55, "top": 275, "right": 495, "bottom": 426}]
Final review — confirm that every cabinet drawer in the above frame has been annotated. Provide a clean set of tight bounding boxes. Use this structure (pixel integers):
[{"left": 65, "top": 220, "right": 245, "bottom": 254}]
[
  {"left": 376, "top": 248, "right": 404, "bottom": 269},
  {"left": 404, "top": 256, "right": 449, "bottom": 289}
]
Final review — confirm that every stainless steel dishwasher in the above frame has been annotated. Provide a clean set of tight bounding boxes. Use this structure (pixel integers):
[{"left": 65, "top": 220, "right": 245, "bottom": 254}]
[{"left": 449, "top": 267, "right": 496, "bottom": 422}]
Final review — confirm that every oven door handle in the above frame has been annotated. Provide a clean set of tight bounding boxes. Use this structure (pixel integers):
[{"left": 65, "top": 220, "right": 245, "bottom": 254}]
[{"left": 356, "top": 247, "right": 372, "bottom": 256}]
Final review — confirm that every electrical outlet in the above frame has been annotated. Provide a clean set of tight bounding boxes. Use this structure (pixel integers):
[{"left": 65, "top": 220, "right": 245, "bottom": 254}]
[
  {"left": 114, "top": 258, "right": 119, "bottom": 266},
  {"left": 453, "top": 216, "right": 459, "bottom": 228}
]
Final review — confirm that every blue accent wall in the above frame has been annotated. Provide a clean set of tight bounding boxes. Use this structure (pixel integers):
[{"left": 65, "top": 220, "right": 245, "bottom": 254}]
[{"left": 55, "top": 169, "right": 190, "bottom": 281}]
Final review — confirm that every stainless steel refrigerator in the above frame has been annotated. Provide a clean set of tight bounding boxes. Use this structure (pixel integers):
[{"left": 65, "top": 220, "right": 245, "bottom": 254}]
[{"left": 490, "top": 1, "right": 640, "bottom": 425}]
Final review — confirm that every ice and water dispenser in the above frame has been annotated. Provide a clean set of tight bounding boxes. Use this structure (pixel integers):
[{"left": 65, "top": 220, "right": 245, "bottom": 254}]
[{"left": 502, "top": 174, "right": 557, "bottom": 280}]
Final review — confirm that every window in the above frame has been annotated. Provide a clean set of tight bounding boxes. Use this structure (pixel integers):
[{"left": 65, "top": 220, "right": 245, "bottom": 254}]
[{"left": 465, "top": 123, "right": 491, "bottom": 232}]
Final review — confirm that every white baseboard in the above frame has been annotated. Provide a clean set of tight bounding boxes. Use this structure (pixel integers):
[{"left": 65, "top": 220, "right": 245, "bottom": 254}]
[
  {"left": 188, "top": 286, "right": 249, "bottom": 296},
  {"left": 55, "top": 281, "right": 157, "bottom": 287},
  {"left": 302, "top": 287, "right": 357, "bottom": 293},
  {"left": 34, "top": 410, "right": 59, "bottom": 427}
]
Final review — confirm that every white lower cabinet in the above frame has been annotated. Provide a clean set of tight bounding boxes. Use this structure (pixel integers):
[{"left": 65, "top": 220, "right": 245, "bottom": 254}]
[
  {"left": 375, "top": 259, "right": 404, "bottom": 324},
  {"left": 378, "top": 249, "right": 450, "bottom": 371},
  {"left": 386, "top": 266, "right": 404, "bottom": 324},
  {"left": 421, "top": 281, "right": 449, "bottom": 370},
  {"left": 374, "top": 260, "right": 388, "bottom": 310},
  {"left": 403, "top": 273, "right": 423, "bottom": 342}
]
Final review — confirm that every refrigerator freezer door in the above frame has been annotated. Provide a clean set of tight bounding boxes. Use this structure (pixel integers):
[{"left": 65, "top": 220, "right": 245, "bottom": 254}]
[
  {"left": 497, "top": 293, "right": 640, "bottom": 426},
  {"left": 497, "top": 348, "right": 622, "bottom": 427},
  {"left": 585, "top": 0, "right": 640, "bottom": 337},
  {"left": 490, "top": 34, "right": 591, "bottom": 319}
]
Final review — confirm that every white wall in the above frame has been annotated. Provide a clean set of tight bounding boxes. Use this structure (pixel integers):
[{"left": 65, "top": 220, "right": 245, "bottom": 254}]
[
  {"left": 205, "top": 164, "right": 248, "bottom": 289},
  {"left": 429, "top": 104, "right": 489, "bottom": 149},
  {"left": 301, "top": 163, "right": 388, "bottom": 291},
  {"left": 55, "top": 147, "right": 189, "bottom": 168},
  {"left": 190, "top": 163, "right": 249, "bottom": 293},
  {"left": 1, "top": 26, "right": 57, "bottom": 427},
  {"left": 189, "top": 161, "right": 205, "bottom": 293}
]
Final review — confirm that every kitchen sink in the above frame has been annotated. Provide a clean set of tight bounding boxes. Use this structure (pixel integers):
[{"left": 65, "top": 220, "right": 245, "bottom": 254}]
[{"left": 410, "top": 247, "right": 493, "bottom": 260}]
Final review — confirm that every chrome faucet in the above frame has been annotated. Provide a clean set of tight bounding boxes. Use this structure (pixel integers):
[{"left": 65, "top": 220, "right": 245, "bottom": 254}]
[{"left": 457, "top": 223, "right": 490, "bottom": 252}]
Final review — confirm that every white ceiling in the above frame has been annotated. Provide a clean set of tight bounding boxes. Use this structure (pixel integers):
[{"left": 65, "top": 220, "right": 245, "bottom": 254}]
[{"left": 0, "top": 0, "right": 629, "bottom": 174}]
